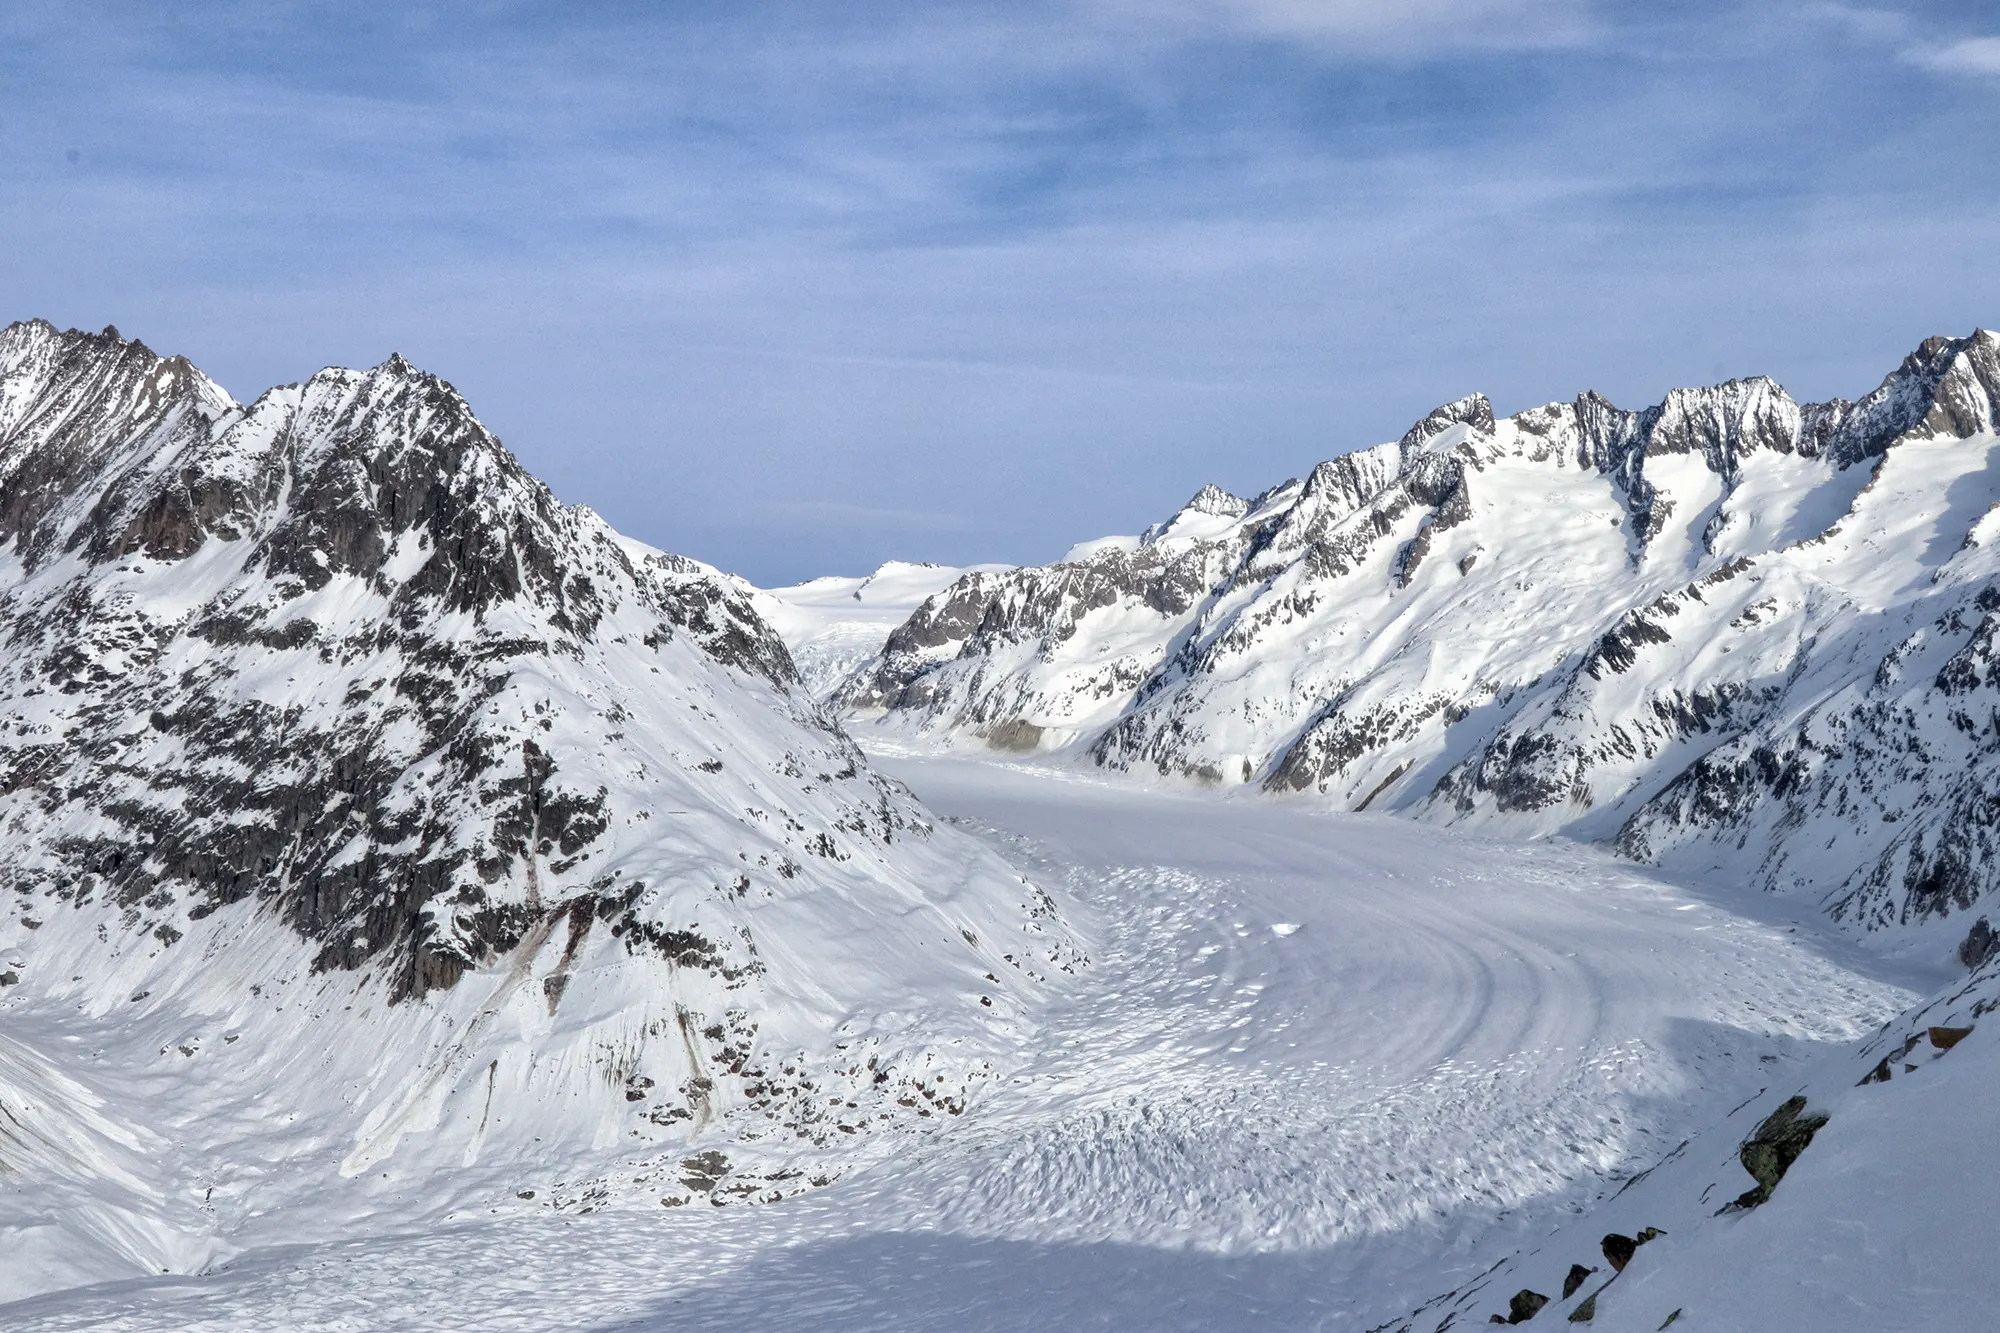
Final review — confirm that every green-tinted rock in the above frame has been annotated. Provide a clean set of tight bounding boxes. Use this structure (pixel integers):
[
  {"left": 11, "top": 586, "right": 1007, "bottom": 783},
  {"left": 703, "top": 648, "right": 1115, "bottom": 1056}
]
[
  {"left": 1733, "top": 1095, "right": 1829, "bottom": 1208},
  {"left": 1568, "top": 1292, "right": 1598, "bottom": 1323}
]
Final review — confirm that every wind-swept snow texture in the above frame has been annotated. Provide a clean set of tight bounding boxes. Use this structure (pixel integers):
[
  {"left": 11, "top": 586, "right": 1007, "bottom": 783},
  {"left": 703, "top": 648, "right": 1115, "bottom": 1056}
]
[
  {"left": 750, "top": 560, "right": 1011, "bottom": 701},
  {"left": 1378, "top": 933, "right": 2000, "bottom": 1333},
  {"left": 0, "top": 755, "right": 1924, "bottom": 1331},
  {"left": 847, "top": 331, "right": 2000, "bottom": 953},
  {"left": 0, "top": 320, "right": 1078, "bottom": 1299}
]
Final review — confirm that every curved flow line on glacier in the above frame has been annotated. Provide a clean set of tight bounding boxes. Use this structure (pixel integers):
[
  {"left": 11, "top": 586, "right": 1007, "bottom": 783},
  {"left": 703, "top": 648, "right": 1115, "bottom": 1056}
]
[{"left": 0, "top": 749, "right": 1919, "bottom": 1333}]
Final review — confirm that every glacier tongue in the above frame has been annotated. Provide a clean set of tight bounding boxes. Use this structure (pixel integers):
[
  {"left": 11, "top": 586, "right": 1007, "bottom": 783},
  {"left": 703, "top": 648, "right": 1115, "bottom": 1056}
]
[
  {"left": 6, "top": 317, "right": 1996, "bottom": 1331},
  {"left": 0, "top": 319, "right": 1080, "bottom": 1298},
  {"left": 841, "top": 328, "right": 2000, "bottom": 954},
  {"left": 0, "top": 750, "right": 1927, "bottom": 1331}
]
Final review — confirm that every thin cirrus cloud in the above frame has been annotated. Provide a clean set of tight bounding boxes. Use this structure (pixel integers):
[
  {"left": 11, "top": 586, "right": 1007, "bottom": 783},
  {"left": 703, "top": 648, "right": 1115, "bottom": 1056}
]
[
  {"left": 1809, "top": 4, "right": 2000, "bottom": 76},
  {"left": 2, "top": 1, "right": 1999, "bottom": 584},
  {"left": 1908, "top": 36, "right": 2000, "bottom": 75},
  {"left": 1099, "top": 0, "right": 1596, "bottom": 51}
]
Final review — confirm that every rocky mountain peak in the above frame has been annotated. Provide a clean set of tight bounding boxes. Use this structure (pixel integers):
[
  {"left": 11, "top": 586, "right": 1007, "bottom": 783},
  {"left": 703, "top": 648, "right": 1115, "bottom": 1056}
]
[
  {"left": 1397, "top": 392, "right": 1494, "bottom": 451},
  {"left": 1821, "top": 326, "right": 2000, "bottom": 466},
  {"left": 1182, "top": 482, "right": 1250, "bottom": 518},
  {"left": 1, "top": 323, "right": 1078, "bottom": 1180},
  {"left": 1, "top": 320, "right": 240, "bottom": 570},
  {"left": 846, "top": 328, "right": 2000, "bottom": 951}
]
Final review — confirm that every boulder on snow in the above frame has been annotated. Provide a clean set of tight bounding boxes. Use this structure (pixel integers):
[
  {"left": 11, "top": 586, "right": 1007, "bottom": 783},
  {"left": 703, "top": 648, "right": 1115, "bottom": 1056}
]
[
  {"left": 1600, "top": 1227, "right": 1663, "bottom": 1271},
  {"left": 1505, "top": 1288, "right": 1549, "bottom": 1323},
  {"left": 1958, "top": 917, "right": 1997, "bottom": 970},
  {"left": 1730, "top": 1095, "right": 1828, "bottom": 1209},
  {"left": 1928, "top": 1024, "right": 1973, "bottom": 1051},
  {"left": 1562, "top": 1264, "right": 1595, "bottom": 1299},
  {"left": 1601, "top": 1233, "right": 1635, "bottom": 1271}
]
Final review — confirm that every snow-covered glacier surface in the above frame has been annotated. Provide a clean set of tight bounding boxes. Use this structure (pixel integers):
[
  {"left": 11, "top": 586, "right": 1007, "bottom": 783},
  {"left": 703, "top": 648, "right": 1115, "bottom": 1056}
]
[
  {"left": 2, "top": 753, "right": 1928, "bottom": 1332},
  {"left": 844, "top": 331, "right": 2000, "bottom": 959},
  {"left": 8, "top": 317, "right": 1997, "bottom": 1331},
  {"left": 750, "top": 560, "right": 1011, "bottom": 700}
]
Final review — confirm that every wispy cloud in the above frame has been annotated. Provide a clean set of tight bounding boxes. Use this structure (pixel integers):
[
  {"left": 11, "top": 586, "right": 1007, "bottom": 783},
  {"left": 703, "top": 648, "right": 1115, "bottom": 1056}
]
[
  {"left": 1095, "top": 0, "right": 1597, "bottom": 54},
  {"left": 4, "top": 1, "right": 1999, "bottom": 583},
  {"left": 1906, "top": 35, "right": 2000, "bottom": 76}
]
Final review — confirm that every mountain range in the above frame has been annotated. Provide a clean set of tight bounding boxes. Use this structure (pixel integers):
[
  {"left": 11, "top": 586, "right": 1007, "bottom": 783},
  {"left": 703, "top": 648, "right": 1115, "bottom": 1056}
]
[
  {"left": 8, "top": 314, "right": 2000, "bottom": 1328},
  {"left": 840, "top": 329, "right": 2000, "bottom": 958}
]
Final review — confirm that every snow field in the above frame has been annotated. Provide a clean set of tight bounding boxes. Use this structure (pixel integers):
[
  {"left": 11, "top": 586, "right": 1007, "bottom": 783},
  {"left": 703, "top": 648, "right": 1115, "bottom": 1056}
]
[
  {"left": 749, "top": 561, "right": 1011, "bottom": 698},
  {"left": 1, "top": 752, "right": 1919, "bottom": 1331}
]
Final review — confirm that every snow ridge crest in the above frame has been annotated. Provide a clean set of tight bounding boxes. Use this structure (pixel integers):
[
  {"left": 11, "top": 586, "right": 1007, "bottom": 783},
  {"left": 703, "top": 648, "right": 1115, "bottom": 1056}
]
[
  {"left": 845, "top": 328, "right": 2000, "bottom": 949},
  {"left": 0, "top": 320, "right": 1081, "bottom": 1219}
]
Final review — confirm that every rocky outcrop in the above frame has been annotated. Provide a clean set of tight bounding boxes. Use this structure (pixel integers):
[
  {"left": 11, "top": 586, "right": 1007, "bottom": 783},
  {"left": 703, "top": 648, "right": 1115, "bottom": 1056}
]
[
  {"left": 0, "top": 319, "right": 1080, "bottom": 1168},
  {"left": 849, "top": 328, "right": 2000, "bottom": 950},
  {"left": 1727, "top": 1098, "right": 1828, "bottom": 1210}
]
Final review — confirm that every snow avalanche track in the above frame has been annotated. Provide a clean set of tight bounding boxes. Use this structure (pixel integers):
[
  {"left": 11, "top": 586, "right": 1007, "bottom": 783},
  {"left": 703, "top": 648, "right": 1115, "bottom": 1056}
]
[{"left": 4, "top": 754, "right": 1921, "bottom": 1332}]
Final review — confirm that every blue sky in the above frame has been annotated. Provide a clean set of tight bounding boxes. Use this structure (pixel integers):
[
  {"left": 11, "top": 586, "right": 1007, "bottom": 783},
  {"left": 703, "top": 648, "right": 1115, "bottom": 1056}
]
[{"left": 4, "top": 1, "right": 1998, "bottom": 583}]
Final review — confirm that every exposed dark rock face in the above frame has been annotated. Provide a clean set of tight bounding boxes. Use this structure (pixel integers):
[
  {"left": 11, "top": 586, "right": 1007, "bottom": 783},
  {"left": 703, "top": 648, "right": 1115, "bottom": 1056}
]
[
  {"left": 847, "top": 328, "right": 2000, "bottom": 947},
  {"left": 1957, "top": 916, "right": 1996, "bottom": 969},
  {"left": 1729, "top": 1097, "right": 1828, "bottom": 1210},
  {"left": 0, "top": 322, "right": 1075, "bottom": 1066},
  {"left": 0, "top": 320, "right": 828, "bottom": 996}
]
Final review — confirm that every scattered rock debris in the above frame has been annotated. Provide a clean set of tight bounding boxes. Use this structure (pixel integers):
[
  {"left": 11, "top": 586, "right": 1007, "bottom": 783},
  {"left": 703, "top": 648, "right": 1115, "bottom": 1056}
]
[
  {"left": 1600, "top": 1227, "right": 1662, "bottom": 1272},
  {"left": 1489, "top": 1288, "right": 1548, "bottom": 1323}
]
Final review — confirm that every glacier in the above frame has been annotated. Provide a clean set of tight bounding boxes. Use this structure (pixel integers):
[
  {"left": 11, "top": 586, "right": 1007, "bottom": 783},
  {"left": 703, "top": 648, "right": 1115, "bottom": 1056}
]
[
  {"left": 841, "top": 331, "right": 2000, "bottom": 959},
  {"left": 5, "top": 317, "right": 1999, "bottom": 1330}
]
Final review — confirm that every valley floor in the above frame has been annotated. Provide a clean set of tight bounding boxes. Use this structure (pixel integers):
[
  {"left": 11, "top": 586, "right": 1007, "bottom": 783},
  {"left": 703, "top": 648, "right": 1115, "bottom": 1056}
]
[{"left": 2, "top": 753, "right": 1927, "bottom": 1332}]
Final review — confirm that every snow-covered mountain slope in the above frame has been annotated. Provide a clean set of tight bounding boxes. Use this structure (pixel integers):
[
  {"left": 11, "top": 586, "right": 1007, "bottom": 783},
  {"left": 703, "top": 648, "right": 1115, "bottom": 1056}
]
[
  {"left": 0, "top": 320, "right": 1078, "bottom": 1299},
  {"left": 750, "top": 560, "right": 1011, "bottom": 700},
  {"left": 844, "top": 330, "right": 2000, "bottom": 955},
  {"left": 0, "top": 754, "right": 1929, "bottom": 1332},
  {"left": 1377, "top": 934, "right": 2000, "bottom": 1333}
]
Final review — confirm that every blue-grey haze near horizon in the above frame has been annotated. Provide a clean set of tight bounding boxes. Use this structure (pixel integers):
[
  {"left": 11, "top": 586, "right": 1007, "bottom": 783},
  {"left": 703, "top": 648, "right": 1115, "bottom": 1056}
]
[{"left": 3, "top": 0, "right": 1997, "bottom": 585}]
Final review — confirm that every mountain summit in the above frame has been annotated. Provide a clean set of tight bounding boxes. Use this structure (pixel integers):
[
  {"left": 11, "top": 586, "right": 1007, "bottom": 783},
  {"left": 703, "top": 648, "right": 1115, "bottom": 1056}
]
[
  {"left": 0, "top": 319, "right": 1078, "bottom": 1290},
  {"left": 845, "top": 329, "right": 2000, "bottom": 951}
]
